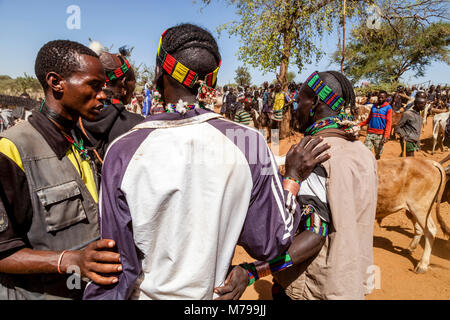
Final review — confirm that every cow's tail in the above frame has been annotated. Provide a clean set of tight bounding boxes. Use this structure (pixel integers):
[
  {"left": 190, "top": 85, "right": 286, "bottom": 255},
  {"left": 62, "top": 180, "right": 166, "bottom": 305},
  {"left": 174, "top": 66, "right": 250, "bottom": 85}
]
[{"left": 433, "top": 161, "right": 450, "bottom": 237}]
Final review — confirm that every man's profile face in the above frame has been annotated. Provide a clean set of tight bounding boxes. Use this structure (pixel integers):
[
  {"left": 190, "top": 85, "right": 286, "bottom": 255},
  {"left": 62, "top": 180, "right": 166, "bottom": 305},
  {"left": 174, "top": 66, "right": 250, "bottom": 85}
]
[
  {"left": 295, "top": 84, "right": 314, "bottom": 133},
  {"left": 62, "top": 54, "right": 107, "bottom": 121}
]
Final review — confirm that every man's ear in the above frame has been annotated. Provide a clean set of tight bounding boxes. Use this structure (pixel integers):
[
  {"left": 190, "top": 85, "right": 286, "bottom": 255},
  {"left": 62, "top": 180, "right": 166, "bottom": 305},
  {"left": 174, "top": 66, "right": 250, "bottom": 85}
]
[
  {"left": 154, "top": 65, "right": 164, "bottom": 94},
  {"left": 46, "top": 72, "right": 65, "bottom": 93},
  {"left": 311, "top": 95, "right": 320, "bottom": 112},
  {"left": 120, "top": 77, "right": 128, "bottom": 94}
]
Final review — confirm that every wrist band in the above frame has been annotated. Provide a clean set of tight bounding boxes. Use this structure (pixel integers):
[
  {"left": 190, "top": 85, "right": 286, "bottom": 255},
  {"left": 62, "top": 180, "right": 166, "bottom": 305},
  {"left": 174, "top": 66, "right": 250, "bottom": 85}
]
[
  {"left": 283, "top": 179, "right": 300, "bottom": 196},
  {"left": 240, "top": 252, "right": 294, "bottom": 287},
  {"left": 283, "top": 176, "right": 301, "bottom": 186},
  {"left": 57, "top": 250, "right": 68, "bottom": 275},
  {"left": 240, "top": 263, "right": 257, "bottom": 286}
]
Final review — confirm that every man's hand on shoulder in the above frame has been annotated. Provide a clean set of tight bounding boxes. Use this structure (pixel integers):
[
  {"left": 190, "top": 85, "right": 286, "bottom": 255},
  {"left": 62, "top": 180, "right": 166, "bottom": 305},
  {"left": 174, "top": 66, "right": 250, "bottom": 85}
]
[{"left": 285, "top": 136, "right": 331, "bottom": 182}]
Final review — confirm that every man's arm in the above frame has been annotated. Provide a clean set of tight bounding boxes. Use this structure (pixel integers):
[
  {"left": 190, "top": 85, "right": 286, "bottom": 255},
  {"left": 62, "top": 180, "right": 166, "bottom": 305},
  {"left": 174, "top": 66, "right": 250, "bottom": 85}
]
[
  {"left": 358, "top": 109, "right": 373, "bottom": 127},
  {"left": 215, "top": 137, "right": 331, "bottom": 300},
  {"left": 236, "top": 135, "right": 330, "bottom": 262},
  {"left": 384, "top": 107, "right": 393, "bottom": 141},
  {"left": 0, "top": 241, "right": 121, "bottom": 285},
  {"left": 394, "top": 112, "right": 408, "bottom": 134},
  {"left": 242, "top": 165, "right": 330, "bottom": 279},
  {"left": 0, "top": 138, "right": 121, "bottom": 285}
]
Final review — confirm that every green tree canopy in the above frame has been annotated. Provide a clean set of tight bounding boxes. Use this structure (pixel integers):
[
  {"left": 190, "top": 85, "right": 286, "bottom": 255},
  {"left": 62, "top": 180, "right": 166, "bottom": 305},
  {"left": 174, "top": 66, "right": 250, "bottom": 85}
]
[
  {"left": 201, "top": 0, "right": 367, "bottom": 90},
  {"left": 234, "top": 66, "right": 252, "bottom": 86},
  {"left": 334, "top": 20, "right": 450, "bottom": 83},
  {"left": 287, "top": 71, "right": 296, "bottom": 83}
]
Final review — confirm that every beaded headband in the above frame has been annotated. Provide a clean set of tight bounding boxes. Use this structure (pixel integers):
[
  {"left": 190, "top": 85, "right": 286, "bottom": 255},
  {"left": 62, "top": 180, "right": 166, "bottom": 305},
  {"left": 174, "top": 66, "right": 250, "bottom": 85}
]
[
  {"left": 105, "top": 56, "right": 131, "bottom": 83},
  {"left": 157, "top": 29, "right": 221, "bottom": 88},
  {"left": 306, "top": 71, "right": 345, "bottom": 111}
]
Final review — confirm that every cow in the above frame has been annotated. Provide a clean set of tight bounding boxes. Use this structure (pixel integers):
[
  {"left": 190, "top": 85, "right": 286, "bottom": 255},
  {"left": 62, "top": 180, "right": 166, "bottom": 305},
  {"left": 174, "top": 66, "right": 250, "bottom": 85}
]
[
  {"left": 355, "top": 104, "right": 371, "bottom": 122},
  {"left": 432, "top": 112, "right": 450, "bottom": 154},
  {"left": 376, "top": 158, "right": 448, "bottom": 273},
  {"left": 422, "top": 102, "right": 433, "bottom": 132}
]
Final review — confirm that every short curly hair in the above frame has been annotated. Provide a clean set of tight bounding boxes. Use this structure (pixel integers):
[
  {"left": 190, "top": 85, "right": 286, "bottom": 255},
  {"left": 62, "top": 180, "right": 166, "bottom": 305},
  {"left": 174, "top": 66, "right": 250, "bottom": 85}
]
[{"left": 35, "top": 40, "right": 98, "bottom": 90}]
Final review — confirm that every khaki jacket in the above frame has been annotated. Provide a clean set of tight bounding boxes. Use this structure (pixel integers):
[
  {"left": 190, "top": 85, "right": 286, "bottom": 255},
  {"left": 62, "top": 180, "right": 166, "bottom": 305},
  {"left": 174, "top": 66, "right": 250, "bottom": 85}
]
[{"left": 274, "top": 134, "right": 378, "bottom": 300}]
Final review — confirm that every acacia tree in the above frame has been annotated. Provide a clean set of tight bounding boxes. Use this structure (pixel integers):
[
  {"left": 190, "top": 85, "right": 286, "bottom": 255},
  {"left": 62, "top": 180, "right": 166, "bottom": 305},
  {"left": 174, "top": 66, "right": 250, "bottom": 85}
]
[
  {"left": 234, "top": 66, "right": 252, "bottom": 86},
  {"left": 201, "top": 0, "right": 366, "bottom": 137},
  {"left": 334, "top": 20, "right": 449, "bottom": 83},
  {"left": 206, "top": 1, "right": 368, "bottom": 88},
  {"left": 15, "top": 73, "right": 41, "bottom": 94},
  {"left": 333, "top": 0, "right": 450, "bottom": 83}
]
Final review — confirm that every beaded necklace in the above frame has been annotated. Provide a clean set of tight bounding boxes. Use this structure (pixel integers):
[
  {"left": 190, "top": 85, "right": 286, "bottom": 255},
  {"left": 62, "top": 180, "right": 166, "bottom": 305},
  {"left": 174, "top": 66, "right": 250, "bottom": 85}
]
[
  {"left": 165, "top": 102, "right": 205, "bottom": 113},
  {"left": 61, "top": 131, "right": 90, "bottom": 161},
  {"left": 305, "top": 112, "right": 356, "bottom": 136},
  {"left": 151, "top": 81, "right": 218, "bottom": 115},
  {"left": 304, "top": 116, "right": 340, "bottom": 136}
]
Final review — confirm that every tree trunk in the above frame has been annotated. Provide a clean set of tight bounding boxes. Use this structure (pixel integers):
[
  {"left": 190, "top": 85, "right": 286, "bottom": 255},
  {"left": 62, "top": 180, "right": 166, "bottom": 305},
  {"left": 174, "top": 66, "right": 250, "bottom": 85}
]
[{"left": 279, "top": 35, "right": 292, "bottom": 140}]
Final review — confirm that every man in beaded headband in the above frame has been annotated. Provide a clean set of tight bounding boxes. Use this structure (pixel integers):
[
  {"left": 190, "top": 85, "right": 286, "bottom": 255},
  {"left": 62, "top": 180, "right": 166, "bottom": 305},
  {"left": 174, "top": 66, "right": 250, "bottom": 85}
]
[
  {"left": 295, "top": 71, "right": 357, "bottom": 137},
  {"left": 157, "top": 30, "right": 221, "bottom": 90},
  {"left": 153, "top": 24, "right": 222, "bottom": 107}
]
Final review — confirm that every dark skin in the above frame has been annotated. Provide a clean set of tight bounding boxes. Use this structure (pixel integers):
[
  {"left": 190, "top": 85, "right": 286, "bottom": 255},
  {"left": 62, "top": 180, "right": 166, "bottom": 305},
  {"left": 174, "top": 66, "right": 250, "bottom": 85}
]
[
  {"left": 215, "top": 83, "right": 333, "bottom": 300},
  {"left": 0, "top": 54, "right": 122, "bottom": 285}
]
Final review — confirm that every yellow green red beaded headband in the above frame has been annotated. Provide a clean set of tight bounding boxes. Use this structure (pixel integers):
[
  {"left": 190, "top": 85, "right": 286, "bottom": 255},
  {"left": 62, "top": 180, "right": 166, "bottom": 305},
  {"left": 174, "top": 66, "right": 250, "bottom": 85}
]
[
  {"left": 306, "top": 71, "right": 345, "bottom": 111},
  {"left": 157, "top": 29, "right": 221, "bottom": 88}
]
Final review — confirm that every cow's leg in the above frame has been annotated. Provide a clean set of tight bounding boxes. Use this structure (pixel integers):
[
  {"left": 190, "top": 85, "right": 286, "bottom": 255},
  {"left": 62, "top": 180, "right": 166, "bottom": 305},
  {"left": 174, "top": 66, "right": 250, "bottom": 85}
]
[
  {"left": 432, "top": 135, "right": 437, "bottom": 155},
  {"left": 414, "top": 214, "right": 437, "bottom": 274},
  {"left": 407, "top": 219, "right": 423, "bottom": 253}
]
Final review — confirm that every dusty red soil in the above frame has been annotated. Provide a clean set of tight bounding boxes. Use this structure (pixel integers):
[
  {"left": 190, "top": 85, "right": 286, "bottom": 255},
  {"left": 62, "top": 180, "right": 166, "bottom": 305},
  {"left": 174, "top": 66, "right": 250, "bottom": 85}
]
[{"left": 230, "top": 116, "right": 450, "bottom": 300}]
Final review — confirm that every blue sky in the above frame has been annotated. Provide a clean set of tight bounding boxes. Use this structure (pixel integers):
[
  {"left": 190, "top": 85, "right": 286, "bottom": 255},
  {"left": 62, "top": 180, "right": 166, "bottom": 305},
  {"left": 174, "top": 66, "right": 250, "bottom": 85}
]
[{"left": 0, "top": 0, "right": 448, "bottom": 87}]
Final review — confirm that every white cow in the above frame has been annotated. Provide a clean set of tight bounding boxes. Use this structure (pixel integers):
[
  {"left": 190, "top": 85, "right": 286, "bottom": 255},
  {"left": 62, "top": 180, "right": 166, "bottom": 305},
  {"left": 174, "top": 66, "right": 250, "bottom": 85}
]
[
  {"left": 422, "top": 102, "right": 433, "bottom": 132},
  {"left": 432, "top": 112, "right": 450, "bottom": 154}
]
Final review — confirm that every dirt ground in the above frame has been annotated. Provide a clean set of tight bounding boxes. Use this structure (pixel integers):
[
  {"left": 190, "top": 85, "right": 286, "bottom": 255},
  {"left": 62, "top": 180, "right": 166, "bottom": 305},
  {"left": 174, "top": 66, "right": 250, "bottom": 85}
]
[{"left": 230, "top": 113, "right": 450, "bottom": 300}]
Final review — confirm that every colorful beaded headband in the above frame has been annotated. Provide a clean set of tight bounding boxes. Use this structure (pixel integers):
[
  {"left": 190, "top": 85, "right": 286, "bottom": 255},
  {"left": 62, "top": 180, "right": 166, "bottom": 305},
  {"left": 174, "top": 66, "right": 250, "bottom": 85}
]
[
  {"left": 306, "top": 71, "right": 345, "bottom": 111},
  {"left": 157, "top": 29, "right": 221, "bottom": 88},
  {"left": 105, "top": 56, "right": 131, "bottom": 83}
]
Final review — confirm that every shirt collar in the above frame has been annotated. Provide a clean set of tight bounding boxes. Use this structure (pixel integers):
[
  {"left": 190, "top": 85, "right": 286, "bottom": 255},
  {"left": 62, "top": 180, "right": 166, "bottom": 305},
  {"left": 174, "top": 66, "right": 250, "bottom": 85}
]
[{"left": 28, "top": 110, "right": 91, "bottom": 160}]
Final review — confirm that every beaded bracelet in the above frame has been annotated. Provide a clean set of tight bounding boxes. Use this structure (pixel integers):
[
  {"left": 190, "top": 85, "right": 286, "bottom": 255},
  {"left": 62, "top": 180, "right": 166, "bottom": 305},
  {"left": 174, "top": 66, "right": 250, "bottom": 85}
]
[
  {"left": 283, "top": 176, "right": 301, "bottom": 186},
  {"left": 240, "top": 253, "right": 294, "bottom": 287}
]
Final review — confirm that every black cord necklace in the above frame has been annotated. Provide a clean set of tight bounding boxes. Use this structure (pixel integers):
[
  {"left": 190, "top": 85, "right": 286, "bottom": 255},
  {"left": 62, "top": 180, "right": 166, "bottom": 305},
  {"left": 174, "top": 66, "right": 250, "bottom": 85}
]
[
  {"left": 39, "top": 101, "right": 90, "bottom": 161},
  {"left": 40, "top": 101, "right": 75, "bottom": 129}
]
